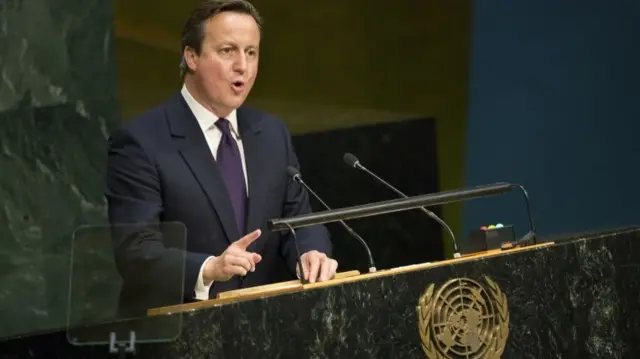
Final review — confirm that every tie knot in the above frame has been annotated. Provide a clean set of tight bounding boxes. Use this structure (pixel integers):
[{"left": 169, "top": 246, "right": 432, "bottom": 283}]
[{"left": 215, "top": 118, "right": 232, "bottom": 136}]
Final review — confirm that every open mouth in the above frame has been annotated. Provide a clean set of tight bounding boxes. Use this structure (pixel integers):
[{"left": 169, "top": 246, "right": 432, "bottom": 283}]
[{"left": 231, "top": 81, "right": 245, "bottom": 92}]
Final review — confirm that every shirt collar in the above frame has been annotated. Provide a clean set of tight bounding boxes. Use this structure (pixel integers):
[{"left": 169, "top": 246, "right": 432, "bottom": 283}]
[{"left": 181, "top": 84, "right": 239, "bottom": 136}]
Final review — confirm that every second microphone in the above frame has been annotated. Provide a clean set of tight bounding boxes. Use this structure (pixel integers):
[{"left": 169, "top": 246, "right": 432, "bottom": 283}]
[{"left": 286, "top": 166, "right": 377, "bottom": 273}]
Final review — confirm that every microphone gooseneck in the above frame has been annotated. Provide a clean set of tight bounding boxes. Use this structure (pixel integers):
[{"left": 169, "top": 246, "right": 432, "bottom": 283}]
[
  {"left": 286, "top": 166, "right": 377, "bottom": 273},
  {"left": 343, "top": 153, "right": 462, "bottom": 259}
]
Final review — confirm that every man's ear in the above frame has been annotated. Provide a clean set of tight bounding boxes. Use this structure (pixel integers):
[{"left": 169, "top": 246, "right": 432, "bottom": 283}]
[{"left": 183, "top": 47, "right": 198, "bottom": 72}]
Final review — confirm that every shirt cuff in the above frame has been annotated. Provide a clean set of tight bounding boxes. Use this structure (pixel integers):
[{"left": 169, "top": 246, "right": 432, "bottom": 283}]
[{"left": 195, "top": 256, "right": 215, "bottom": 300}]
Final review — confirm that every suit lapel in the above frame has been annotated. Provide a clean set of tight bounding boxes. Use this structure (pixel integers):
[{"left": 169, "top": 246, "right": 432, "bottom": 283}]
[
  {"left": 237, "top": 107, "right": 268, "bottom": 251},
  {"left": 166, "top": 94, "right": 240, "bottom": 244}
]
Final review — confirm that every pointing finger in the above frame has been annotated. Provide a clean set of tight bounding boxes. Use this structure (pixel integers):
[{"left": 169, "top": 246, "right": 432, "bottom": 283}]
[{"left": 234, "top": 229, "right": 261, "bottom": 250}]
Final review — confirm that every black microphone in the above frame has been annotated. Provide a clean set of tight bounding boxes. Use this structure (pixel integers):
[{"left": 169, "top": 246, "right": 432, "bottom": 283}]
[
  {"left": 342, "top": 153, "right": 462, "bottom": 259},
  {"left": 286, "top": 166, "right": 377, "bottom": 273}
]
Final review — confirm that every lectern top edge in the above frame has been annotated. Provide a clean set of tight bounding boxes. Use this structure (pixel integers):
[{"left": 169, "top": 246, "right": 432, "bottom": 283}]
[{"left": 146, "top": 241, "right": 554, "bottom": 317}]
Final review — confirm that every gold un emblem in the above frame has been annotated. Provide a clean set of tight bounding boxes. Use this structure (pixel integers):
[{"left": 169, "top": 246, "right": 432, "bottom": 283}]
[{"left": 417, "top": 277, "right": 509, "bottom": 359}]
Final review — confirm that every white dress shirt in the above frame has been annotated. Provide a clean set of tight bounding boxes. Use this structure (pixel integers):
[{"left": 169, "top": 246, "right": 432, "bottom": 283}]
[{"left": 180, "top": 84, "right": 249, "bottom": 300}]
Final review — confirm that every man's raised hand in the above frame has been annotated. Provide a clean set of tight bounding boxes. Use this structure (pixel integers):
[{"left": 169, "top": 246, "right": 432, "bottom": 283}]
[{"left": 204, "top": 229, "right": 263, "bottom": 282}]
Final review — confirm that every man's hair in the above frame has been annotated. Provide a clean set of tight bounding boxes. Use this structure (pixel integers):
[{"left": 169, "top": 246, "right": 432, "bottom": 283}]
[{"left": 179, "top": 0, "right": 262, "bottom": 78}]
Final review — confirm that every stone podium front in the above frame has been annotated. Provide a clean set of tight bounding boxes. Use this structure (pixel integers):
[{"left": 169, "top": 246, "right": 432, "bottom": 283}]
[{"left": 1, "top": 227, "right": 639, "bottom": 358}]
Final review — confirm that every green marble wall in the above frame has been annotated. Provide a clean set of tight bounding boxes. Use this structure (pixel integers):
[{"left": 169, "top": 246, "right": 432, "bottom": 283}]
[{"left": 0, "top": 0, "right": 118, "bottom": 339}]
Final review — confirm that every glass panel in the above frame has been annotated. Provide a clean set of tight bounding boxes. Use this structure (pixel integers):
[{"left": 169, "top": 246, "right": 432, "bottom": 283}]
[{"left": 66, "top": 222, "right": 186, "bottom": 347}]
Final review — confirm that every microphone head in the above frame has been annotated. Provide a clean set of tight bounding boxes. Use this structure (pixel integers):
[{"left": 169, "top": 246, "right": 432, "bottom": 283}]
[
  {"left": 286, "top": 165, "right": 301, "bottom": 178},
  {"left": 343, "top": 153, "right": 360, "bottom": 168}
]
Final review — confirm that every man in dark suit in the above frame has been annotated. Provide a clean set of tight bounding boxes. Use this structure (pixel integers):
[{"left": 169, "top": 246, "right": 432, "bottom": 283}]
[{"left": 105, "top": 0, "right": 337, "bottom": 312}]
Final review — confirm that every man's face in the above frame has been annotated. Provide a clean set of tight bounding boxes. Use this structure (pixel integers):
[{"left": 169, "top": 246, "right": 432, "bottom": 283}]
[{"left": 185, "top": 12, "right": 260, "bottom": 116}]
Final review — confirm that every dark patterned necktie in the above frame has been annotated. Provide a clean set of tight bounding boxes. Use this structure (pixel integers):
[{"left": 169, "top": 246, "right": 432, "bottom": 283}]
[{"left": 215, "top": 118, "right": 247, "bottom": 234}]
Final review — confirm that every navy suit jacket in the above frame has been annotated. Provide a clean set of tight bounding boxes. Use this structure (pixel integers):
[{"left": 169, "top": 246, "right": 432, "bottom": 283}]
[{"left": 105, "top": 93, "right": 332, "bottom": 315}]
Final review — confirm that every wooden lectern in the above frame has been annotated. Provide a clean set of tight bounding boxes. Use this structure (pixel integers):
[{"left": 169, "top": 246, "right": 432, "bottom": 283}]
[
  {"left": 0, "top": 181, "right": 638, "bottom": 359},
  {"left": 136, "top": 228, "right": 640, "bottom": 358},
  {"left": 148, "top": 242, "right": 552, "bottom": 317},
  {"left": 1, "top": 227, "right": 640, "bottom": 359}
]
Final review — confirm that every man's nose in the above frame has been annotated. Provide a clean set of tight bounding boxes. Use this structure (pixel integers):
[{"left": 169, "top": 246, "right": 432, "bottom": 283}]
[{"left": 233, "top": 53, "right": 247, "bottom": 73}]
